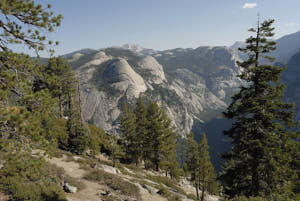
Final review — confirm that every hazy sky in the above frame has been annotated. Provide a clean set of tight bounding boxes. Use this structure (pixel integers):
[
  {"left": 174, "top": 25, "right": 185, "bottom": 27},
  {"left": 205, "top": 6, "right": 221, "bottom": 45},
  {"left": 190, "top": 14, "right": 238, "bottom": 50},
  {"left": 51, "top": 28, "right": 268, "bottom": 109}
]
[{"left": 19, "top": 0, "right": 300, "bottom": 56}]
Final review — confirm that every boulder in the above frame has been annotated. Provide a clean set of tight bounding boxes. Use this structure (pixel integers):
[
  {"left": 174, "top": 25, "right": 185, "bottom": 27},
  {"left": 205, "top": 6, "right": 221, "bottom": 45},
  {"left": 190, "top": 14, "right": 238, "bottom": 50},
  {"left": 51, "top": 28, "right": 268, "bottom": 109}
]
[
  {"left": 64, "top": 183, "right": 77, "bottom": 193},
  {"left": 102, "top": 164, "right": 121, "bottom": 174}
]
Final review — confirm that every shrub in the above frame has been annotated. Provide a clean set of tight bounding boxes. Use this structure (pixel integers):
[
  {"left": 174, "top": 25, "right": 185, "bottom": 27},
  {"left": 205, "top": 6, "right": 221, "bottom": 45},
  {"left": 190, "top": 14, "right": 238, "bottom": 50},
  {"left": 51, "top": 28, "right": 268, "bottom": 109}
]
[
  {"left": 146, "top": 175, "right": 186, "bottom": 195},
  {"left": 47, "top": 118, "right": 68, "bottom": 149},
  {"left": 157, "top": 185, "right": 171, "bottom": 197},
  {"left": 84, "top": 169, "right": 140, "bottom": 199},
  {"left": 186, "top": 193, "right": 197, "bottom": 200},
  {"left": 157, "top": 185, "right": 182, "bottom": 201},
  {"left": 0, "top": 152, "right": 66, "bottom": 201}
]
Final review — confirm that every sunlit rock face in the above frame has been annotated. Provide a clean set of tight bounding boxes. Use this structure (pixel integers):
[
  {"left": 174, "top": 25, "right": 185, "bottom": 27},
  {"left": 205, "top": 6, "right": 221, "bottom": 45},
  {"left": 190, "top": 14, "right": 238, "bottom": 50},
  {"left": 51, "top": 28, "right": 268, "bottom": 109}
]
[{"left": 67, "top": 45, "right": 242, "bottom": 136}]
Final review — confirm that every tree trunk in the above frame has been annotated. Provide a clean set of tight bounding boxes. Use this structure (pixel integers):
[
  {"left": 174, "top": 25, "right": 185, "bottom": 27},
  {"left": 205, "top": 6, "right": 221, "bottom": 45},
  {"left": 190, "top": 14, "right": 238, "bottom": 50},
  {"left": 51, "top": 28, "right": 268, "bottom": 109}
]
[
  {"left": 67, "top": 92, "right": 72, "bottom": 117},
  {"left": 59, "top": 94, "right": 63, "bottom": 118},
  {"left": 201, "top": 183, "right": 205, "bottom": 201},
  {"left": 251, "top": 164, "right": 259, "bottom": 196},
  {"left": 155, "top": 163, "right": 159, "bottom": 172},
  {"left": 77, "top": 81, "right": 84, "bottom": 125},
  {"left": 195, "top": 170, "right": 199, "bottom": 200},
  {"left": 195, "top": 181, "right": 199, "bottom": 200},
  {"left": 113, "top": 158, "right": 116, "bottom": 167}
]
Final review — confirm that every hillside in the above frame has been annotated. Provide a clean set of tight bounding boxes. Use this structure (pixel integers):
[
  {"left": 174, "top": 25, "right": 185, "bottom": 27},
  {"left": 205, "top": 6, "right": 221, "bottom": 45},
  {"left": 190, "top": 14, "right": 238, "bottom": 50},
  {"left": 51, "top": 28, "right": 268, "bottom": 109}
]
[{"left": 38, "top": 150, "right": 219, "bottom": 201}]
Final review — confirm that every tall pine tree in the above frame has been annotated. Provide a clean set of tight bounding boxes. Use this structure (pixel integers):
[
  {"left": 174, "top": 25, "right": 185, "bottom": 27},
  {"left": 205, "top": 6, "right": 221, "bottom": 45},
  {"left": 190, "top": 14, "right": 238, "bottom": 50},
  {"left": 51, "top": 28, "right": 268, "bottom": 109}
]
[
  {"left": 120, "top": 102, "right": 141, "bottom": 166},
  {"left": 65, "top": 78, "right": 88, "bottom": 155},
  {"left": 220, "top": 18, "right": 299, "bottom": 199},
  {"left": 186, "top": 132, "right": 201, "bottom": 200},
  {"left": 159, "top": 110, "right": 179, "bottom": 178},
  {"left": 43, "top": 57, "right": 74, "bottom": 118},
  {"left": 134, "top": 97, "right": 148, "bottom": 167},
  {"left": 198, "top": 134, "right": 218, "bottom": 201}
]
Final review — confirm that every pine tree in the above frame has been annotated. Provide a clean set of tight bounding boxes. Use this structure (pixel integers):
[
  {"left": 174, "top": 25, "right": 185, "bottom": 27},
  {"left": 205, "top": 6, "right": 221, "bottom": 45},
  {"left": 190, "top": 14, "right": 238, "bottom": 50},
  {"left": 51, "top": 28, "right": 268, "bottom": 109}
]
[
  {"left": 109, "top": 135, "right": 124, "bottom": 167},
  {"left": 166, "top": 151, "right": 181, "bottom": 181},
  {"left": 0, "top": 0, "right": 62, "bottom": 149},
  {"left": 65, "top": 79, "right": 88, "bottom": 155},
  {"left": 0, "top": 1, "right": 66, "bottom": 200},
  {"left": 159, "top": 110, "right": 178, "bottom": 177},
  {"left": 120, "top": 102, "right": 140, "bottom": 166},
  {"left": 134, "top": 97, "right": 148, "bottom": 167},
  {"left": 291, "top": 141, "right": 300, "bottom": 197},
  {"left": 220, "top": 18, "right": 299, "bottom": 199},
  {"left": 0, "top": 0, "right": 62, "bottom": 53},
  {"left": 146, "top": 101, "right": 165, "bottom": 171},
  {"left": 42, "top": 57, "right": 74, "bottom": 118},
  {"left": 198, "top": 134, "right": 219, "bottom": 201},
  {"left": 186, "top": 132, "right": 201, "bottom": 200}
]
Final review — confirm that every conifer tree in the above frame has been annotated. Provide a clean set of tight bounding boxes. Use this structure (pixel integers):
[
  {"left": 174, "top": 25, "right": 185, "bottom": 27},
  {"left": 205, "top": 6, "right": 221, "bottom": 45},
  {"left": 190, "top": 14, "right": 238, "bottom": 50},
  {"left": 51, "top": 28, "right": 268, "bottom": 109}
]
[
  {"left": 0, "top": 0, "right": 62, "bottom": 149},
  {"left": 43, "top": 57, "right": 74, "bottom": 118},
  {"left": 198, "top": 134, "right": 218, "bottom": 201},
  {"left": 220, "top": 18, "right": 299, "bottom": 199},
  {"left": 0, "top": 1, "right": 66, "bottom": 199},
  {"left": 159, "top": 110, "right": 178, "bottom": 177},
  {"left": 146, "top": 101, "right": 165, "bottom": 171},
  {"left": 186, "top": 132, "right": 201, "bottom": 200},
  {"left": 291, "top": 141, "right": 300, "bottom": 197},
  {"left": 0, "top": 0, "right": 62, "bottom": 53},
  {"left": 134, "top": 97, "right": 148, "bottom": 166},
  {"left": 120, "top": 102, "right": 140, "bottom": 166},
  {"left": 109, "top": 135, "right": 123, "bottom": 167},
  {"left": 65, "top": 79, "right": 88, "bottom": 155},
  {"left": 162, "top": 150, "right": 181, "bottom": 180}
]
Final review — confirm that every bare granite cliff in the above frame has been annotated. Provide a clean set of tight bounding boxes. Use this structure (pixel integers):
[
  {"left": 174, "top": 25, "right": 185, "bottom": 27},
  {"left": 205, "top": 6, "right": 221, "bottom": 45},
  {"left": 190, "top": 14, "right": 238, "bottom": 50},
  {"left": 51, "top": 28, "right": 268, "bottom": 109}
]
[{"left": 66, "top": 46, "right": 242, "bottom": 136}]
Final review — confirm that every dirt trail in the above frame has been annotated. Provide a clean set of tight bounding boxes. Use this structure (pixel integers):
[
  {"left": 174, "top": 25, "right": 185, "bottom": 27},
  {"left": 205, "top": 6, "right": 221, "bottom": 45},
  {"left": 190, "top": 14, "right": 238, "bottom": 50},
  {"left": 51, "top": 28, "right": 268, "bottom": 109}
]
[
  {"left": 48, "top": 155, "right": 168, "bottom": 201},
  {"left": 48, "top": 156, "right": 104, "bottom": 201}
]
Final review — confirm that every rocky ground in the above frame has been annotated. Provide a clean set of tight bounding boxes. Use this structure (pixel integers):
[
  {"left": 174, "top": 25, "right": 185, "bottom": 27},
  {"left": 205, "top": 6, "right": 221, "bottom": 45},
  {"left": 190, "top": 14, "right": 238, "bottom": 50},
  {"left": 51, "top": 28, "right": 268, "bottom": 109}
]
[{"left": 46, "top": 152, "right": 220, "bottom": 201}]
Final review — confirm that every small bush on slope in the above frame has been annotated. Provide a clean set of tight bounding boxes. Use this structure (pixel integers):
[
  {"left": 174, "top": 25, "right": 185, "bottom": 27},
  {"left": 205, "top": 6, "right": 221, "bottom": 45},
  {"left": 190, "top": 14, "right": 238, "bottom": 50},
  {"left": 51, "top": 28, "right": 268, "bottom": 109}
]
[
  {"left": 0, "top": 152, "right": 66, "bottom": 201},
  {"left": 157, "top": 185, "right": 183, "bottom": 201},
  {"left": 84, "top": 169, "right": 140, "bottom": 199}
]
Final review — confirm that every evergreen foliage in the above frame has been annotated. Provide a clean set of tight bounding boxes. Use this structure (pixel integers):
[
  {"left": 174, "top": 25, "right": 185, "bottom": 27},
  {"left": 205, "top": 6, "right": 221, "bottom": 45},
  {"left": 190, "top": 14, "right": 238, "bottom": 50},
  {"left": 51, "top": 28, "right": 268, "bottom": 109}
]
[
  {"left": 87, "top": 124, "right": 111, "bottom": 154},
  {"left": 0, "top": 151, "right": 66, "bottom": 201},
  {"left": 120, "top": 98, "right": 180, "bottom": 176},
  {"left": 0, "top": 0, "right": 63, "bottom": 52},
  {"left": 159, "top": 111, "right": 180, "bottom": 178},
  {"left": 145, "top": 101, "right": 163, "bottom": 170},
  {"left": 109, "top": 135, "right": 124, "bottom": 167},
  {"left": 134, "top": 97, "right": 149, "bottom": 166},
  {"left": 186, "top": 132, "right": 219, "bottom": 200},
  {"left": 65, "top": 90, "right": 88, "bottom": 154},
  {"left": 186, "top": 132, "right": 201, "bottom": 199},
  {"left": 120, "top": 102, "right": 140, "bottom": 166},
  {"left": 220, "top": 18, "right": 299, "bottom": 199},
  {"left": 0, "top": 1, "right": 71, "bottom": 199},
  {"left": 42, "top": 57, "right": 74, "bottom": 118},
  {"left": 198, "top": 134, "right": 219, "bottom": 200}
]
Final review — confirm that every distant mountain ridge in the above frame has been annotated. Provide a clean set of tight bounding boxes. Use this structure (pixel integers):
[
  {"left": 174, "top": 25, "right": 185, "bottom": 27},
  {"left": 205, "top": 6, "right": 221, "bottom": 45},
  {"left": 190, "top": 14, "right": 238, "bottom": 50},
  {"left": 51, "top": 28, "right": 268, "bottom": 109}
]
[{"left": 64, "top": 45, "right": 242, "bottom": 137}]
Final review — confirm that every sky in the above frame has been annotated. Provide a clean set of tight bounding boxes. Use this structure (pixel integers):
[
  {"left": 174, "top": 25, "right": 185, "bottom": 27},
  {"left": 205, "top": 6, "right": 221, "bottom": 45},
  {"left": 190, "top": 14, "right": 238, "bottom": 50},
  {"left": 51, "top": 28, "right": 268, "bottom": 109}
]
[{"left": 16, "top": 0, "right": 300, "bottom": 56}]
